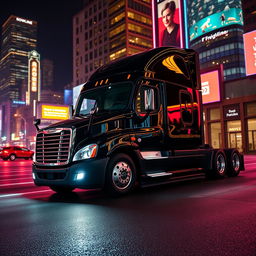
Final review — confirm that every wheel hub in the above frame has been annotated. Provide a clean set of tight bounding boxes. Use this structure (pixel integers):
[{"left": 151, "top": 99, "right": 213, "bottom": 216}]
[{"left": 112, "top": 161, "right": 132, "bottom": 190}]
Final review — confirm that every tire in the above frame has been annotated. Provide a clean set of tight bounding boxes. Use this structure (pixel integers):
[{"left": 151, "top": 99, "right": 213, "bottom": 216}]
[
  {"left": 49, "top": 186, "right": 74, "bottom": 193},
  {"left": 105, "top": 153, "right": 137, "bottom": 196},
  {"left": 227, "top": 150, "right": 241, "bottom": 177},
  {"left": 211, "top": 150, "right": 227, "bottom": 178},
  {"left": 9, "top": 154, "right": 16, "bottom": 161}
]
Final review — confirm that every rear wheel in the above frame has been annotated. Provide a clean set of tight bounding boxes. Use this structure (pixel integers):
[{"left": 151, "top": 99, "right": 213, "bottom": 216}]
[
  {"left": 105, "top": 153, "right": 137, "bottom": 195},
  {"left": 9, "top": 154, "right": 16, "bottom": 161},
  {"left": 49, "top": 186, "right": 74, "bottom": 193},
  {"left": 227, "top": 150, "right": 241, "bottom": 177},
  {"left": 211, "top": 151, "right": 227, "bottom": 178}
]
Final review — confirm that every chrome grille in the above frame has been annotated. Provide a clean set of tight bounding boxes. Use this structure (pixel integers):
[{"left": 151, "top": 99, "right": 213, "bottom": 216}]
[{"left": 35, "top": 128, "right": 72, "bottom": 165}]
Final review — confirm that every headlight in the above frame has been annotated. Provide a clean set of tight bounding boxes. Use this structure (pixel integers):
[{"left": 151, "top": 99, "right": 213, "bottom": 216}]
[{"left": 73, "top": 144, "right": 98, "bottom": 161}]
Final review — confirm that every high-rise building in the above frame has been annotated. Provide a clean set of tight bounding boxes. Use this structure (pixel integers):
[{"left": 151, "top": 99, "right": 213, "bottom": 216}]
[
  {"left": 187, "top": 0, "right": 245, "bottom": 81},
  {"left": 0, "top": 15, "right": 37, "bottom": 102},
  {"left": 73, "top": 0, "right": 152, "bottom": 86},
  {"left": 41, "top": 59, "right": 54, "bottom": 90}
]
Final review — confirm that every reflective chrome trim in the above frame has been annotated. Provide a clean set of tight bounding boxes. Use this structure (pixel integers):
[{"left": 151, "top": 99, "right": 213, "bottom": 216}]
[
  {"left": 140, "top": 151, "right": 168, "bottom": 160},
  {"left": 35, "top": 128, "right": 72, "bottom": 166}
]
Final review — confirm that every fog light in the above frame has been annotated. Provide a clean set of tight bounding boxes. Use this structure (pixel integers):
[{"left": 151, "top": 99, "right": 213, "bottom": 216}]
[
  {"left": 76, "top": 172, "right": 85, "bottom": 180},
  {"left": 32, "top": 173, "right": 35, "bottom": 180}
]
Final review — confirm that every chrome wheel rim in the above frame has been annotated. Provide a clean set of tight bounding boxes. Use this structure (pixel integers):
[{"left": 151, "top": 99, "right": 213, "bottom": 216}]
[
  {"left": 217, "top": 154, "right": 225, "bottom": 174},
  {"left": 232, "top": 153, "right": 240, "bottom": 172},
  {"left": 112, "top": 161, "right": 132, "bottom": 190},
  {"left": 10, "top": 155, "right": 15, "bottom": 160}
]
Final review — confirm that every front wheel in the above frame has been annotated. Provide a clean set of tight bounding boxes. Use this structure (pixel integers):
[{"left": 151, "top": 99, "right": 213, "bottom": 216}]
[
  {"left": 9, "top": 154, "right": 16, "bottom": 161},
  {"left": 105, "top": 153, "right": 137, "bottom": 196},
  {"left": 49, "top": 186, "right": 74, "bottom": 193}
]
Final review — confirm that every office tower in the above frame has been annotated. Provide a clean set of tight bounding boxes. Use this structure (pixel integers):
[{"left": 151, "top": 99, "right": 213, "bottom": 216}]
[
  {"left": 187, "top": 0, "right": 245, "bottom": 81},
  {"left": 41, "top": 59, "right": 54, "bottom": 91},
  {"left": 0, "top": 15, "right": 37, "bottom": 102},
  {"left": 73, "top": 0, "right": 152, "bottom": 86}
]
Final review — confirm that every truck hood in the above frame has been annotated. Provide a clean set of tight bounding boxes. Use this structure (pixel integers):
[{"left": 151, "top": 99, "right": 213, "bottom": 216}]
[{"left": 43, "top": 116, "right": 90, "bottom": 130}]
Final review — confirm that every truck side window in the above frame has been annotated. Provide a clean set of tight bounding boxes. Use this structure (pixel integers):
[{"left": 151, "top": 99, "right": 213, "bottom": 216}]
[{"left": 135, "top": 86, "right": 158, "bottom": 114}]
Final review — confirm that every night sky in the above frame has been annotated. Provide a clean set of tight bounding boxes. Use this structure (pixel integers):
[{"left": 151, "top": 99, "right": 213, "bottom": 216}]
[{"left": 0, "top": 0, "right": 84, "bottom": 91}]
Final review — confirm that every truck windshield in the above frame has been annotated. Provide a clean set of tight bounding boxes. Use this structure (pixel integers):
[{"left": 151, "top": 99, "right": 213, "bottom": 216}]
[{"left": 75, "top": 82, "right": 133, "bottom": 116}]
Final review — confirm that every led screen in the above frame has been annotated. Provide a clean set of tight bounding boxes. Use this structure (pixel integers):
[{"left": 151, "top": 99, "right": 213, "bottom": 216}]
[
  {"left": 243, "top": 30, "right": 256, "bottom": 76},
  {"left": 153, "top": 0, "right": 183, "bottom": 48},
  {"left": 41, "top": 105, "right": 69, "bottom": 120},
  {"left": 187, "top": 0, "right": 243, "bottom": 42},
  {"left": 200, "top": 70, "right": 220, "bottom": 104}
]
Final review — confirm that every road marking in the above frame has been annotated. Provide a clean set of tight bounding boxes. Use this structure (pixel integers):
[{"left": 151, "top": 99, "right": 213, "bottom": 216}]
[
  {"left": 0, "top": 181, "right": 34, "bottom": 187},
  {"left": 0, "top": 189, "right": 52, "bottom": 198}
]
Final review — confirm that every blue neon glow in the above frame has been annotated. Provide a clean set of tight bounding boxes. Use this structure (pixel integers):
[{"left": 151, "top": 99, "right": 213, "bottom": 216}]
[{"left": 183, "top": 0, "right": 189, "bottom": 48}]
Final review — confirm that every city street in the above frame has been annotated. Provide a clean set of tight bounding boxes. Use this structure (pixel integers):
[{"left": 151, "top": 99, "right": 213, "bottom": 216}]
[{"left": 0, "top": 155, "right": 255, "bottom": 255}]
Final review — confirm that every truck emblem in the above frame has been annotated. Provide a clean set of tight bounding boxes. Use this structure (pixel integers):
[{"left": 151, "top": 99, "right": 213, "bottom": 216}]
[{"left": 162, "top": 56, "right": 184, "bottom": 75}]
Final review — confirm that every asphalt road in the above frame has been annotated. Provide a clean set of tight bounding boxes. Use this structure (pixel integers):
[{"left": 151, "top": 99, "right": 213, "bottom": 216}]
[{"left": 0, "top": 155, "right": 256, "bottom": 256}]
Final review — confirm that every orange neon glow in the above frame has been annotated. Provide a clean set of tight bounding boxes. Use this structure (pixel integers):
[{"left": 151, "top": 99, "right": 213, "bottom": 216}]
[
  {"left": 200, "top": 70, "right": 220, "bottom": 104},
  {"left": 243, "top": 30, "right": 256, "bottom": 76}
]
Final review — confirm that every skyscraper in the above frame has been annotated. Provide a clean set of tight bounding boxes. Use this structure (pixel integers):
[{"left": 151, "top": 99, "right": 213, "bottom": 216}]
[
  {"left": 73, "top": 0, "right": 152, "bottom": 86},
  {"left": 41, "top": 59, "right": 54, "bottom": 91},
  {"left": 0, "top": 15, "right": 37, "bottom": 102}
]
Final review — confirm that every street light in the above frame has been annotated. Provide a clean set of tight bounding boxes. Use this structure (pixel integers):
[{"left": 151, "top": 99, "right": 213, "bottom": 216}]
[{"left": 14, "top": 114, "right": 27, "bottom": 147}]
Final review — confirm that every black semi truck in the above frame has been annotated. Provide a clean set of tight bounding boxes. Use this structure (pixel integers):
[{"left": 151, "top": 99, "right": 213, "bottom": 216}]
[{"left": 32, "top": 47, "right": 244, "bottom": 195}]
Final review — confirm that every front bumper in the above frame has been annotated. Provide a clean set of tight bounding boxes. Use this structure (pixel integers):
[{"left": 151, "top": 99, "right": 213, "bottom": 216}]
[{"left": 32, "top": 157, "right": 108, "bottom": 189}]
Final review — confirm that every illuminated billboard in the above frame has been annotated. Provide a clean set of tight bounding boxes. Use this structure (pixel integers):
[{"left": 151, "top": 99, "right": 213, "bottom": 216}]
[
  {"left": 153, "top": 0, "right": 184, "bottom": 48},
  {"left": 190, "top": 8, "right": 243, "bottom": 41},
  {"left": 200, "top": 70, "right": 220, "bottom": 104},
  {"left": 243, "top": 30, "right": 256, "bottom": 76},
  {"left": 41, "top": 105, "right": 69, "bottom": 120},
  {"left": 27, "top": 50, "right": 40, "bottom": 105},
  {"left": 187, "top": 0, "right": 243, "bottom": 42}
]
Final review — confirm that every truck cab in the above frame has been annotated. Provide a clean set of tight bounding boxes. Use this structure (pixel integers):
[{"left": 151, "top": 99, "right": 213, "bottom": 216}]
[{"left": 32, "top": 47, "right": 244, "bottom": 195}]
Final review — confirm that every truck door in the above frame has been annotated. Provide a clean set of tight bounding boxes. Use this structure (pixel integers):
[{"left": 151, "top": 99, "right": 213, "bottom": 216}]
[{"left": 165, "top": 82, "right": 201, "bottom": 150}]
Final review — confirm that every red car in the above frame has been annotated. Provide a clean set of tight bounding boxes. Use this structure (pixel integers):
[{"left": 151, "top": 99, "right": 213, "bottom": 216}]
[{"left": 0, "top": 146, "right": 34, "bottom": 161}]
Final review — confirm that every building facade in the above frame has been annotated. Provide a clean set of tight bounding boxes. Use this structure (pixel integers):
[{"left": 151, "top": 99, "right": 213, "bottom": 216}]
[
  {"left": 187, "top": 0, "right": 245, "bottom": 81},
  {"left": 0, "top": 15, "right": 37, "bottom": 102},
  {"left": 72, "top": 0, "right": 152, "bottom": 86},
  {"left": 242, "top": 0, "right": 256, "bottom": 33},
  {"left": 41, "top": 59, "right": 54, "bottom": 91}
]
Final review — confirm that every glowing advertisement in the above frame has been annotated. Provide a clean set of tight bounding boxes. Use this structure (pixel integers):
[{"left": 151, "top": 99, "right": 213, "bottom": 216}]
[
  {"left": 200, "top": 70, "right": 220, "bottom": 104},
  {"left": 153, "top": 0, "right": 183, "bottom": 48},
  {"left": 30, "top": 60, "right": 39, "bottom": 92},
  {"left": 190, "top": 8, "right": 242, "bottom": 41},
  {"left": 243, "top": 30, "right": 256, "bottom": 76},
  {"left": 41, "top": 105, "right": 69, "bottom": 120}
]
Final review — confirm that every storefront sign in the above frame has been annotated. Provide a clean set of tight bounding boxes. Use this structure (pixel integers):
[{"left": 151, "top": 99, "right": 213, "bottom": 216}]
[
  {"left": 200, "top": 70, "right": 220, "bottom": 104},
  {"left": 224, "top": 105, "right": 240, "bottom": 120},
  {"left": 243, "top": 30, "right": 256, "bottom": 76}
]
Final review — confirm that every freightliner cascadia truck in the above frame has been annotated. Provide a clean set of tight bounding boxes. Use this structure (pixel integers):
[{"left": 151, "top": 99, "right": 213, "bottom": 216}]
[{"left": 32, "top": 47, "right": 244, "bottom": 195}]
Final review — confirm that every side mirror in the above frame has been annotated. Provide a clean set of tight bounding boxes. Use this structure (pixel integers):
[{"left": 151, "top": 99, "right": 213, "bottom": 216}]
[
  {"left": 144, "top": 88, "right": 155, "bottom": 111},
  {"left": 33, "top": 119, "right": 41, "bottom": 131},
  {"left": 69, "top": 105, "right": 74, "bottom": 118}
]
